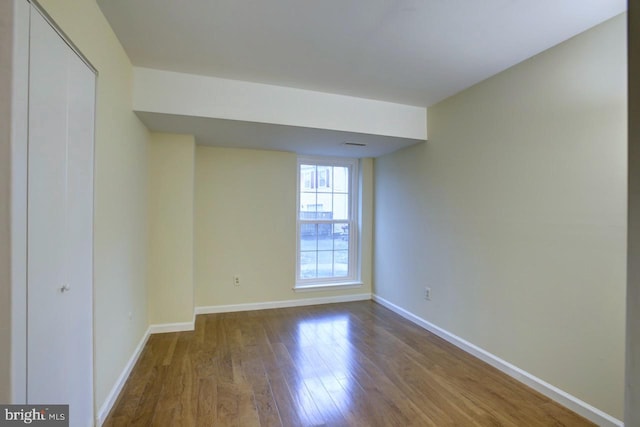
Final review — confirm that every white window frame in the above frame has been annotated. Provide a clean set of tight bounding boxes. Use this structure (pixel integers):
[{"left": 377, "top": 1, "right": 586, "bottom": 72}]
[{"left": 295, "top": 156, "right": 360, "bottom": 290}]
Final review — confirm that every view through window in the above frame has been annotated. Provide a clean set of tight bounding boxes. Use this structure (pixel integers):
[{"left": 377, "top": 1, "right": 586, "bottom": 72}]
[{"left": 297, "top": 157, "right": 358, "bottom": 286}]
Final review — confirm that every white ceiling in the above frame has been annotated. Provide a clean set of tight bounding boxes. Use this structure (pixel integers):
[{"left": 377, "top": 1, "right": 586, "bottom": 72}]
[
  {"left": 98, "top": 0, "right": 625, "bottom": 156},
  {"left": 98, "top": 0, "right": 624, "bottom": 107}
]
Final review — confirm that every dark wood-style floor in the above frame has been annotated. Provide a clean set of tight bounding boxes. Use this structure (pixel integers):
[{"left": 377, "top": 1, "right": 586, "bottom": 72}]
[{"left": 104, "top": 301, "right": 594, "bottom": 426}]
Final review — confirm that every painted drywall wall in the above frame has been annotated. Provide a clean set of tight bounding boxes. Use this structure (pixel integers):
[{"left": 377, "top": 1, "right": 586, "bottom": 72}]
[
  {"left": 0, "top": 0, "right": 13, "bottom": 404},
  {"left": 147, "top": 133, "right": 195, "bottom": 325},
  {"left": 359, "top": 158, "right": 374, "bottom": 294},
  {"left": 195, "top": 146, "right": 373, "bottom": 307},
  {"left": 134, "top": 68, "right": 427, "bottom": 140},
  {"left": 627, "top": 6, "right": 639, "bottom": 426},
  {"left": 37, "top": 0, "right": 150, "bottom": 412},
  {"left": 374, "top": 14, "right": 626, "bottom": 419}
]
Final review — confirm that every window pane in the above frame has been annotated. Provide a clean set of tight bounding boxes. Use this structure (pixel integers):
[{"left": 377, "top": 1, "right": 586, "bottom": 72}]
[
  {"left": 300, "top": 191, "right": 317, "bottom": 219},
  {"left": 333, "top": 166, "right": 349, "bottom": 192},
  {"left": 332, "top": 193, "right": 349, "bottom": 220},
  {"left": 334, "top": 250, "right": 349, "bottom": 277},
  {"left": 334, "top": 223, "right": 349, "bottom": 250},
  {"left": 300, "top": 223, "right": 317, "bottom": 251},
  {"left": 317, "top": 251, "right": 333, "bottom": 278},
  {"left": 300, "top": 251, "right": 317, "bottom": 279},
  {"left": 316, "top": 193, "right": 332, "bottom": 218},
  {"left": 300, "top": 164, "right": 316, "bottom": 191},
  {"left": 317, "top": 166, "right": 332, "bottom": 192},
  {"left": 318, "top": 223, "right": 333, "bottom": 250}
]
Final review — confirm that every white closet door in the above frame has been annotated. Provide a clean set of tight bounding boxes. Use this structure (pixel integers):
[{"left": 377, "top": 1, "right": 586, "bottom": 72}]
[{"left": 27, "top": 7, "right": 95, "bottom": 427}]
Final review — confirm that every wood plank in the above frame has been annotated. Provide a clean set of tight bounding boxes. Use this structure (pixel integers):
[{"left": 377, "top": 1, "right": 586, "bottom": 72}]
[{"left": 195, "top": 376, "right": 217, "bottom": 427}]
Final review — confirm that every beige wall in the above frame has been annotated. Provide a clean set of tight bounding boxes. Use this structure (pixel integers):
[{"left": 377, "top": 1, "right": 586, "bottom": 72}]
[
  {"left": 38, "top": 0, "right": 150, "bottom": 411},
  {"left": 195, "top": 146, "right": 372, "bottom": 307},
  {"left": 374, "top": 14, "right": 626, "bottom": 418},
  {"left": 628, "top": 5, "right": 639, "bottom": 425},
  {"left": 148, "top": 133, "right": 195, "bottom": 324},
  {"left": 0, "top": 0, "right": 13, "bottom": 404},
  {"left": 359, "top": 158, "right": 374, "bottom": 292}
]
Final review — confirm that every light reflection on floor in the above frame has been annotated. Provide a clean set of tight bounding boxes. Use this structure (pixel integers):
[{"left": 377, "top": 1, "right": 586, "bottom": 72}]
[{"left": 294, "top": 314, "right": 353, "bottom": 424}]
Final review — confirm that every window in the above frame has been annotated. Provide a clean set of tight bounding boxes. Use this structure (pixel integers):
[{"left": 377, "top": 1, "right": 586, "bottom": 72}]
[{"left": 297, "top": 157, "right": 359, "bottom": 288}]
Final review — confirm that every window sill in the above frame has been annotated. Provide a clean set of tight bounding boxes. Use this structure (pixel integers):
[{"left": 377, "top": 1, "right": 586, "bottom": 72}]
[{"left": 293, "top": 282, "right": 363, "bottom": 293}]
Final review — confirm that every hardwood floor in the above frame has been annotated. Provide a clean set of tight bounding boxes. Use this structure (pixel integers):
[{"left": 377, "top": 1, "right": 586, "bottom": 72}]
[{"left": 103, "top": 301, "right": 595, "bottom": 426}]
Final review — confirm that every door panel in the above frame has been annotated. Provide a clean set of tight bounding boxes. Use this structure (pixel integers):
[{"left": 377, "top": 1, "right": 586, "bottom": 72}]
[
  {"left": 27, "top": 7, "right": 94, "bottom": 427},
  {"left": 61, "top": 32, "right": 95, "bottom": 427},
  {"left": 27, "top": 6, "right": 69, "bottom": 402}
]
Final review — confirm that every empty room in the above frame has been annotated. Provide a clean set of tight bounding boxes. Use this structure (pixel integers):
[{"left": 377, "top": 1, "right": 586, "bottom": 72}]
[{"left": 2, "top": 0, "right": 638, "bottom": 426}]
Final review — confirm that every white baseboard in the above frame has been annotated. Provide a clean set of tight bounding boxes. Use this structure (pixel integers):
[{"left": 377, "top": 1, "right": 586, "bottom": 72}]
[
  {"left": 372, "top": 294, "right": 623, "bottom": 427},
  {"left": 195, "top": 293, "right": 371, "bottom": 315},
  {"left": 148, "top": 318, "right": 195, "bottom": 334},
  {"left": 96, "top": 326, "right": 151, "bottom": 426}
]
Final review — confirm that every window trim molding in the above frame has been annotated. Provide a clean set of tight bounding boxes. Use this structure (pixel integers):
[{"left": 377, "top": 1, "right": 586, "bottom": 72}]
[
  {"left": 296, "top": 156, "right": 360, "bottom": 288},
  {"left": 292, "top": 282, "right": 363, "bottom": 292}
]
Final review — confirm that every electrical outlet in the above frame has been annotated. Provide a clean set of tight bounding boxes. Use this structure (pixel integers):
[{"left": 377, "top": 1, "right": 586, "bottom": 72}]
[
  {"left": 424, "top": 287, "right": 431, "bottom": 300},
  {"left": 128, "top": 311, "right": 133, "bottom": 320},
  {"left": 234, "top": 275, "right": 241, "bottom": 287}
]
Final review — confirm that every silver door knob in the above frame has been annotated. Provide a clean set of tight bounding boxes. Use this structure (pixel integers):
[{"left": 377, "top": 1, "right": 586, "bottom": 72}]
[{"left": 60, "top": 284, "right": 70, "bottom": 293}]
